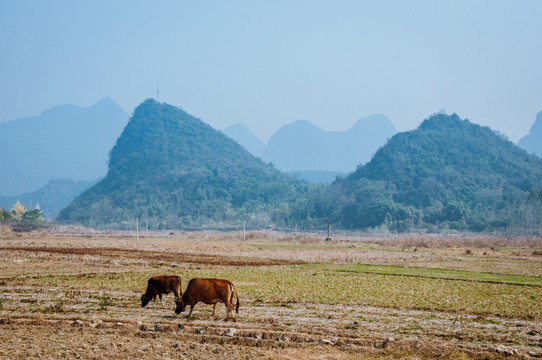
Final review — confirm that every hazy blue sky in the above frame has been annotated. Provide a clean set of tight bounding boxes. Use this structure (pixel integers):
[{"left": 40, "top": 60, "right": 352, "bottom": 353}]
[{"left": 1, "top": 0, "right": 541, "bottom": 142}]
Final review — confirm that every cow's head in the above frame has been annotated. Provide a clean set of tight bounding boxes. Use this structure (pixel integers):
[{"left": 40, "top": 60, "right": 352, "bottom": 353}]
[
  {"left": 141, "top": 294, "right": 151, "bottom": 307},
  {"left": 174, "top": 298, "right": 186, "bottom": 314}
]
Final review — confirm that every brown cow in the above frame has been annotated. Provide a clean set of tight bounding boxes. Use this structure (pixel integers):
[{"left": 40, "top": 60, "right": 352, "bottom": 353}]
[
  {"left": 141, "top": 275, "right": 185, "bottom": 312},
  {"left": 178, "top": 278, "right": 239, "bottom": 320}
]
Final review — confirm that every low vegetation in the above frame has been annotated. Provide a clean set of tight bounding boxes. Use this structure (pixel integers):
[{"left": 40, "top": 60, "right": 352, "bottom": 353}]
[{"left": 0, "top": 201, "right": 45, "bottom": 232}]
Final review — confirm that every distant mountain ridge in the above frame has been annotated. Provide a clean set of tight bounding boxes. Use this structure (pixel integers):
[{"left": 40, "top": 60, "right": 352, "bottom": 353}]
[
  {"left": 263, "top": 114, "right": 396, "bottom": 172},
  {"left": 58, "top": 99, "right": 312, "bottom": 229},
  {"left": 0, "top": 97, "right": 129, "bottom": 195},
  {"left": 0, "top": 178, "right": 96, "bottom": 220},
  {"left": 6, "top": 96, "right": 540, "bottom": 233},
  {"left": 518, "top": 111, "right": 542, "bottom": 157},
  {"left": 222, "top": 123, "right": 265, "bottom": 158}
]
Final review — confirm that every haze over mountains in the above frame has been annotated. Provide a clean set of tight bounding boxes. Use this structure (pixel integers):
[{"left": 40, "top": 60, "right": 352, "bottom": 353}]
[
  {"left": 0, "top": 97, "right": 395, "bottom": 217},
  {"left": 56, "top": 100, "right": 542, "bottom": 234},
  {"left": 0, "top": 97, "right": 129, "bottom": 196},
  {"left": 224, "top": 115, "right": 397, "bottom": 174},
  {"left": 518, "top": 111, "right": 542, "bottom": 157},
  {"left": 2, "top": 97, "right": 542, "bottom": 233},
  {"left": 0, "top": 178, "right": 95, "bottom": 220},
  {"left": 263, "top": 115, "right": 397, "bottom": 172},
  {"left": 222, "top": 123, "right": 266, "bottom": 159}
]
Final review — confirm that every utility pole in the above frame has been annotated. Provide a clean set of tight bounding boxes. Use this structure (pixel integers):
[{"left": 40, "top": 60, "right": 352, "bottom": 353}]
[
  {"left": 156, "top": 81, "right": 160, "bottom": 101},
  {"left": 325, "top": 218, "right": 331, "bottom": 241},
  {"left": 136, "top": 218, "right": 139, "bottom": 241},
  {"left": 146, "top": 220, "right": 149, "bottom": 238},
  {"left": 243, "top": 221, "right": 246, "bottom": 241}
]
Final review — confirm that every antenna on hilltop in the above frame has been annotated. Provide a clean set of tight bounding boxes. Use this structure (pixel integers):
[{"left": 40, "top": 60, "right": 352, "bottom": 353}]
[{"left": 156, "top": 81, "right": 160, "bottom": 101}]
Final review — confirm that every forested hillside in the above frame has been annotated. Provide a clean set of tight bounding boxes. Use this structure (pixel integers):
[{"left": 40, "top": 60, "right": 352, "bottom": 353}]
[
  {"left": 57, "top": 107, "right": 542, "bottom": 234},
  {"left": 313, "top": 114, "right": 542, "bottom": 233},
  {"left": 57, "top": 100, "right": 313, "bottom": 229}
]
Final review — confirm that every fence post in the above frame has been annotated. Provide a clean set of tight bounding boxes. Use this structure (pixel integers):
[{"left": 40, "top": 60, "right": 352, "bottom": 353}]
[{"left": 325, "top": 218, "right": 331, "bottom": 241}]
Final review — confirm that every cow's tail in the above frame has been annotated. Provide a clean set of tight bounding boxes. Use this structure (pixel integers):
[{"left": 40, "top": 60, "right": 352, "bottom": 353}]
[{"left": 229, "top": 282, "right": 240, "bottom": 314}]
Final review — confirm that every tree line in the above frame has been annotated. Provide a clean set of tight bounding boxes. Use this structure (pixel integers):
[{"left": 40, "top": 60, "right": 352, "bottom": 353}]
[{"left": 1, "top": 201, "right": 45, "bottom": 232}]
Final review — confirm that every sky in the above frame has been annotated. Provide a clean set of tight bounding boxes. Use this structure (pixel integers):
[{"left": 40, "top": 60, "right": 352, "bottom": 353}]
[{"left": 1, "top": 0, "right": 541, "bottom": 143}]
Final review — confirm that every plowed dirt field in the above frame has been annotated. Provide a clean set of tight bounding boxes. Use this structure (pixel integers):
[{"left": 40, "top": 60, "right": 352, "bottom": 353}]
[{"left": 0, "top": 230, "right": 540, "bottom": 359}]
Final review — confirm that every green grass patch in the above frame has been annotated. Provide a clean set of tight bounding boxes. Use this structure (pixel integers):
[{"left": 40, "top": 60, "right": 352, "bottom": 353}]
[
  {"left": 246, "top": 242, "right": 351, "bottom": 251},
  {"left": 312, "top": 263, "right": 542, "bottom": 287},
  {"left": 6, "top": 265, "right": 541, "bottom": 319}
]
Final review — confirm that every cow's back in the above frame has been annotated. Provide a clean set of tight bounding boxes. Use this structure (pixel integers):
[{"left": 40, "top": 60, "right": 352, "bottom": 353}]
[
  {"left": 164, "top": 275, "right": 182, "bottom": 292},
  {"left": 148, "top": 275, "right": 182, "bottom": 294}
]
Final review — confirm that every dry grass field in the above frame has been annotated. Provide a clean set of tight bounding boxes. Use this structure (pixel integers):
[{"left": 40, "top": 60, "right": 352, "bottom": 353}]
[{"left": 0, "top": 228, "right": 541, "bottom": 359}]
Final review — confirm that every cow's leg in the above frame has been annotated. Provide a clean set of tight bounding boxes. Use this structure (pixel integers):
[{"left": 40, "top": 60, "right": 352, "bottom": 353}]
[
  {"left": 186, "top": 304, "right": 194, "bottom": 318},
  {"left": 152, "top": 295, "right": 156, "bottom": 308},
  {"left": 212, "top": 303, "right": 217, "bottom": 316},
  {"left": 224, "top": 301, "right": 232, "bottom": 321},
  {"left": 173, "top": 289, "right": 181, "bottom": 299},
  {"left": 228, "top": 292, "right": 236, "bottom": 317},
  {"left": 159, "top": 293, "right": 164, "bottom": 308},
  {"left": 224, "top": 296, "right": 233, "bottom": 321},
  {"left": 229, "top": 303, "right": 235, "bottom": 320},
  {"left": 225, "top": 287, "right": 235, "bottom": 320}
]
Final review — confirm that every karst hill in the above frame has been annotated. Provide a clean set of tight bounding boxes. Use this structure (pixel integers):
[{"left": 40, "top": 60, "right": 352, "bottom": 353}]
[
  {"left": 314, "top": 113, "right": 542, "bottom": 232},
  {"left": 57, "top": 99, "right": 311, "bottom": 229}
]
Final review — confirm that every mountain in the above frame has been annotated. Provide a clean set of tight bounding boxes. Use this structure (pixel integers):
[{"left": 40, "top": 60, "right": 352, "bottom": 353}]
[
  {"left": 0, "top": 178, "right": 96, "bottom": 220},
  {"left": 313, "top": 113, "right": 542, "bottom": 232},
  {"left": 263, "top": 114, "right": 396, "bottom": 172},
  {"left": 222, "top": 123, "right": 266, "bottom": 158},
  {"left": 518, "top": 111, "right": 542, "bottom": 157},
  {"left": 0, "top": 97, "right": 129, "bottom": 196},
  {"left": 57, "top": 99, "right": 312, "bottom": 229}
]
